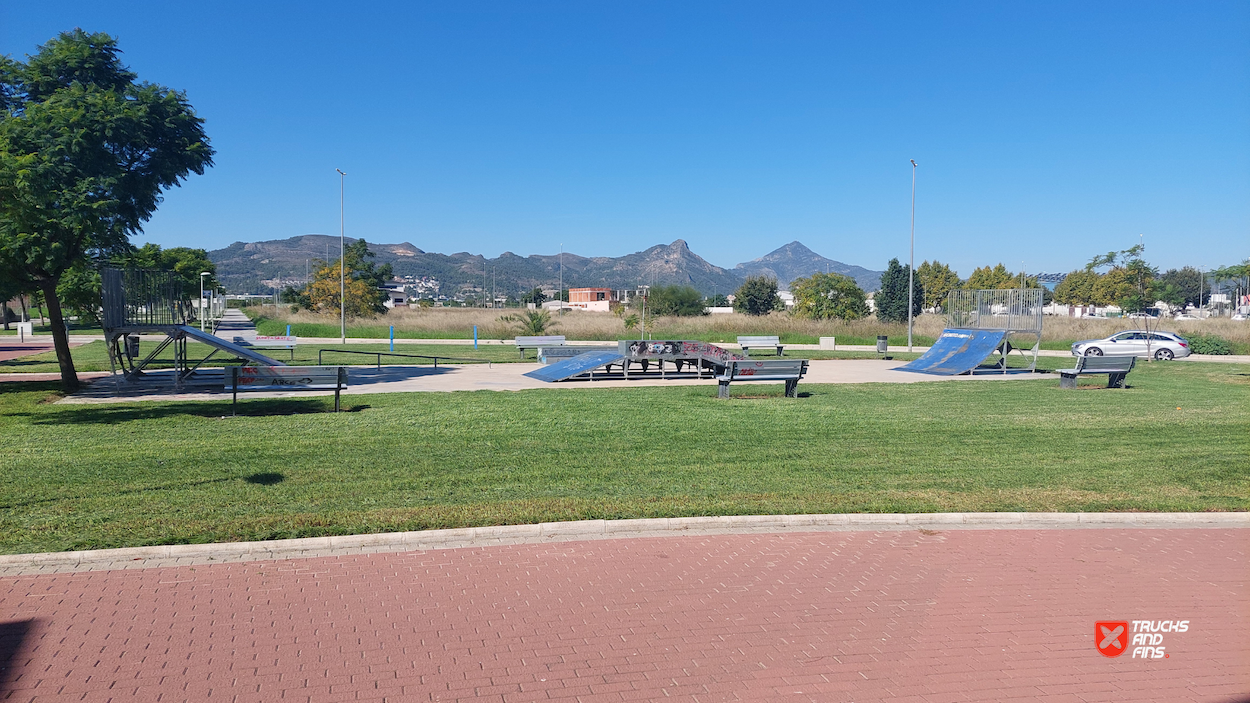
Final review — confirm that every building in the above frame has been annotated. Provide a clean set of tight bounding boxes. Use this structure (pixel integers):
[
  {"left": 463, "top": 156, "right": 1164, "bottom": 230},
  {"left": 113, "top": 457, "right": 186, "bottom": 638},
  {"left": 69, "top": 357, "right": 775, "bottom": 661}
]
[
  {"left": 567, "top": 287, "right": 612, "bottom": 312},
  {"left": 381, "top": 286, "right": 408, "bottom": 308}
]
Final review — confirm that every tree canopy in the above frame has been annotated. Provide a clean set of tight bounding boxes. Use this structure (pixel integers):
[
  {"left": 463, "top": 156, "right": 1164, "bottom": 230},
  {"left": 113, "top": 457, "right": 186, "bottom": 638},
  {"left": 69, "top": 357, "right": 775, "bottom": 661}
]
[
  {"left": 789, "top": 272, "right": 869, "bottom": 320},
  {"left": 915, "top": 260, "right": 961, "bottom": 311},
  {"left": 875, "top": 259, "right": 922, "bottom": 323},
  {"left": 296, "top": 239, "right": 392, "bottom": 317},
  {"left": 641, "top": 285, "right": 705, "bottom": 316},
  {"left": 733, "top": 276, "right": 780, "bottom": 316},
  {"left": 0, "top": 30, "right": 213, "bottom": 390}
]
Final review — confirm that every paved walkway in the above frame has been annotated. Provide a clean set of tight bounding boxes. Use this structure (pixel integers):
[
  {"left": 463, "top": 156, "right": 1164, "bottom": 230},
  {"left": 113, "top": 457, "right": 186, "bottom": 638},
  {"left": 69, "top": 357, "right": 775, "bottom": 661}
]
[
  {"left": 1, "top": 522, "right": 1244, "bottom": 702},
  {"left": 57, "top": 359, "right": 1048, "bottom": 404}
]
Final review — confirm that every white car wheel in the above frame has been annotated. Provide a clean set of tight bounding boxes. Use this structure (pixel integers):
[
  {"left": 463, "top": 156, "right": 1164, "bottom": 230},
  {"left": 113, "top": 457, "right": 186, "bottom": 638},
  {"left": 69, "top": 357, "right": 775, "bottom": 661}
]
[
  {"left": 1155, "top": 348, "right": 1174, "bottom": 361},
  {"left": 1085, "top": 347, "right": 1103, "bottom": 356}
]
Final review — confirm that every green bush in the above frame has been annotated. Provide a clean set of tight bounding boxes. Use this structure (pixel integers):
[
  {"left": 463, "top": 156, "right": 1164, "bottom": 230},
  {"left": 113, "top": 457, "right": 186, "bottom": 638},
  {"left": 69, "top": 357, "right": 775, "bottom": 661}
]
[{"left": 1182, "top": 334, "right": 1232, "bottom": 355}]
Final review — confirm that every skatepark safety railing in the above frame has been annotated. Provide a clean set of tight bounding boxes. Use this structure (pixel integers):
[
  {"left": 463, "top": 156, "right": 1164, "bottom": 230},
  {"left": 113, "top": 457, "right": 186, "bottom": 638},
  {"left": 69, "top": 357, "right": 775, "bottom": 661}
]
[{"left": 316, "top": 348, "right": 492, "bottom": 369}]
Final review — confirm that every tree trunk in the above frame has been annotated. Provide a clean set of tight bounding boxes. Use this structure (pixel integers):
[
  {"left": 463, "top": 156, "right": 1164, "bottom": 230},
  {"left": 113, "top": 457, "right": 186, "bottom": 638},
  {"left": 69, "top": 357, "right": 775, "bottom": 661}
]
[
  {"left": 39, "top": 280, "right": 79, "bottom": 393},
  {"left": 37, "top": 298, "right": 46, "bottom": 326},
  {"left": 2, "top": 304, "right": 9, "bottom": 330},
  {"left": 19, "top": 294, "right": 29, "bottom": 322}
]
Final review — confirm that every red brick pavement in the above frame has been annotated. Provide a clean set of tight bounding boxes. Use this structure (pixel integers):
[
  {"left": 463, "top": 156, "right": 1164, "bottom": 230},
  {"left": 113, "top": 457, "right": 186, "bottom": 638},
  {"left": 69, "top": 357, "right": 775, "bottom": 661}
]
[
  {"left": 0, "top": 528, "right": 1245, "bottom": 702},
  {"left": 0, "top": 342, "right": 66, "bottom": 364}
]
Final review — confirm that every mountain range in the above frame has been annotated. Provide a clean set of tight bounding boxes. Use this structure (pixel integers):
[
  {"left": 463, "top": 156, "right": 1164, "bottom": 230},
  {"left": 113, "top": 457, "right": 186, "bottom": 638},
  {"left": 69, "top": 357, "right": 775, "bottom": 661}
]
[{"left": 208, "top": 237, "right": 884, "bottom": 296}]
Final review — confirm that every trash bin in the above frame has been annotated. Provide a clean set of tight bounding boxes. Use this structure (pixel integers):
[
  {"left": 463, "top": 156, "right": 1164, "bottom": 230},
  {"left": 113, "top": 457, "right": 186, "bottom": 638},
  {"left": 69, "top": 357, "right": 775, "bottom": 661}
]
[
  {"left": 876, "top": 335, "right": 888, "bottom": 354},
  {"left": 125, "top": 335, "right": 140, "bottom": 358}
]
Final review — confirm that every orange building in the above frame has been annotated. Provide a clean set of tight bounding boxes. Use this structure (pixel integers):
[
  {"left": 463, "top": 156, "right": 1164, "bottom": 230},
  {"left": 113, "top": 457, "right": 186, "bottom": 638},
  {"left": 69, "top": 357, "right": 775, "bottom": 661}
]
[{"left": 568, "top": 287, "right": 612, "bottom": 312}]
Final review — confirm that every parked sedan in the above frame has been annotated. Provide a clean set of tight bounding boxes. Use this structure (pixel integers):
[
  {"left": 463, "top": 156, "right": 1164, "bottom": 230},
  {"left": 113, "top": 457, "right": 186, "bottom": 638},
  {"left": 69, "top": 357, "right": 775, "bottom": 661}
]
[{"left": 1071, "top": 331, "right": 1191, "bottom": 360}]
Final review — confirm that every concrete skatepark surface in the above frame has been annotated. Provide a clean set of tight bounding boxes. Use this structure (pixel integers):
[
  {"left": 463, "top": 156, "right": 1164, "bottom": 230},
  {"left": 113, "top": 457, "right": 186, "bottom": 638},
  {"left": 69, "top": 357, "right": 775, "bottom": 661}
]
[{"left": 57, "top": 359, "right": 1048, "bottom": 404}]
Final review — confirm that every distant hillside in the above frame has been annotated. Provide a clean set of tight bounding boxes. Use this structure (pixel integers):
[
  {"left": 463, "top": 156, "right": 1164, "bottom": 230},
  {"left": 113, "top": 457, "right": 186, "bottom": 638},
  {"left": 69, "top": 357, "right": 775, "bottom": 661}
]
[
  {"left": 735, "top": 241, "right": 883, "bottom": 292},
  {"left": 208, "top": 235, "right": 879, "bottom": 296}
]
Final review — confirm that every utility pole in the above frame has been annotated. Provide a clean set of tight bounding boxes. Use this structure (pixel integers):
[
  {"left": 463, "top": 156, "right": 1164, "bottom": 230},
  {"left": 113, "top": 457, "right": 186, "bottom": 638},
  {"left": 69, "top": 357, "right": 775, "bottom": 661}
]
[
  {"left": 908, "top": 159, "right": 918, "bottom": 352},
  {"left": 336, "top": 168, "right": 346, "bottom": 344}
]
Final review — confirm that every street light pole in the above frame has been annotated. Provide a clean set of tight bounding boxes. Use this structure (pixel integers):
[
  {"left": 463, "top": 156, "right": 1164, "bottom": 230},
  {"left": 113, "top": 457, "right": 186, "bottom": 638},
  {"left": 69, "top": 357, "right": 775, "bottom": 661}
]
[
  {"left": 336, "top": 168, "right": 346, "bottom": 344},
  {"left": 908, "top": 159, "right": 918, "bottom": 352},
  {"left": 199, "top": 272, "right": 210, "bottom": 332}
]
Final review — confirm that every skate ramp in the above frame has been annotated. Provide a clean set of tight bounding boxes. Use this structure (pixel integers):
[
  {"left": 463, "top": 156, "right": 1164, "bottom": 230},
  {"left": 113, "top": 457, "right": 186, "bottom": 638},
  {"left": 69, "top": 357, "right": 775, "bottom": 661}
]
[
  {"left": 524, "top": 351, "right": 625, "bottom": 382},
  {"left": 896, "top": 328, "right": 1006, "bottom": 375},
  {"left": 178, "top": 325, "right": 286, "bottom": 367}
]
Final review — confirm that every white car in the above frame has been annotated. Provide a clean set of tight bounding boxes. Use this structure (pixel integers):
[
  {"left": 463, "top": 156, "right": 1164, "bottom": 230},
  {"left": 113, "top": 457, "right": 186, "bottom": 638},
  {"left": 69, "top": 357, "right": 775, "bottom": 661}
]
[
  {"left": 1174, "top": 314, "right": 1199, "bottom": 321},
  {"left": 1071, "top": 331, "right": 1191, "bottom": 360}
]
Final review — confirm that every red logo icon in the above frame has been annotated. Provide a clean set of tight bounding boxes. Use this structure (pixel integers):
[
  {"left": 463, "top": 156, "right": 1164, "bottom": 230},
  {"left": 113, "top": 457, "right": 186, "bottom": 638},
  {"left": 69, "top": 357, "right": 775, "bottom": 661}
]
[{"left": 1096, "top": 621, "right": 1129, "bottom": 657}]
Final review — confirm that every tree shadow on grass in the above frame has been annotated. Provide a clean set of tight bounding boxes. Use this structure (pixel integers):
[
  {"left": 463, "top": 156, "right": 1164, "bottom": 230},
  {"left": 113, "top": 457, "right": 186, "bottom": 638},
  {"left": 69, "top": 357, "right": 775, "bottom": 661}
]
[
  {"left": 244, "top": 472, "right": 285, "bottom": 486},
  {"left": 0, "top": 476, "right": 238, "bottom": 511},
  {"left": 0, "top": 380, "right": 62, "bottom": 395},
  {"left": 0, "top": 618, "right": 36, "bottom": 698},
  {"left": 21, "top": 398, "right": 340, "bottom": 425}
]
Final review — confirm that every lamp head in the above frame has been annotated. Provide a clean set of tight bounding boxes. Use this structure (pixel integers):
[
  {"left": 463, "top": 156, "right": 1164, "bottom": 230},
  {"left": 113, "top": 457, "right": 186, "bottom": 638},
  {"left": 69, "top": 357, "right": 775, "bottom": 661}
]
[
  {"left": 336, "top": 168, "right": 346, "bottom": 176},
  {"left": 910, "top": 159, "right": 917, "bottom": 167}
]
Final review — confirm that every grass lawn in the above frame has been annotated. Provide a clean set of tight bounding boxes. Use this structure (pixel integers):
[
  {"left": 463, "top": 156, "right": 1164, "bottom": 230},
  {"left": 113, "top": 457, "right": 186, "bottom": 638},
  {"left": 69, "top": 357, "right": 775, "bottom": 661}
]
[{"left": 0, "top": 359, "right": 1245, "bottom": 554}]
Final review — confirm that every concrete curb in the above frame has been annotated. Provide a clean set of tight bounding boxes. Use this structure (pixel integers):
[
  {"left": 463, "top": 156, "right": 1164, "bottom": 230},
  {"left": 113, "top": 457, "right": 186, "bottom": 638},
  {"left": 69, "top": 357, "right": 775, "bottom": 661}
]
[{"left": 1, "top": 512, "right": 1245, "bottom": 575}]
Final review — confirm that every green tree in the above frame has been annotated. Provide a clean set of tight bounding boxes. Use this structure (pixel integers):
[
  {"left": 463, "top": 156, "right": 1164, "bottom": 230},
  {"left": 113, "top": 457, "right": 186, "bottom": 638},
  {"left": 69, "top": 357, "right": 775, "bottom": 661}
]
[
  {"left": 789, "top": 272, "right": 869, "bottom": 320},
  {"left": 706, "top": 293, "right": 730, "bottom": 307},
  {"left": 120, "top": 243, "right": 217, "bottom": 293},
  {"left": 963, "top": 263, "right": 1016, "bottom": 290},
  {"left": 55, "top": 260, "right": 103, "bottom": 325},
  {"left": 645, "top": 285, "right": 705, "bottom": 316},
  {"left": 875, "top": 258, "right": 923, "bottom": 323},
  {"left": 1053, "top": 269, "right": 1099, "bottom": 305},
  {"left": 1157, "top": 267, "right": 1202, "bottom": 308},
  {"left": 733, "top": 276, "right": 780, "bottom": 316},
  {"left": 520, "top": 287, "right": 547, "bottom": 306},
  {"left": 0, "top": 30, "right": 214, "bottom": 391},
  {"left": 1091, "top": 267, "right": 1134, "bottom": 306},
  {"left": 915, "top": 260, "right": 961, "bottom": 311}
]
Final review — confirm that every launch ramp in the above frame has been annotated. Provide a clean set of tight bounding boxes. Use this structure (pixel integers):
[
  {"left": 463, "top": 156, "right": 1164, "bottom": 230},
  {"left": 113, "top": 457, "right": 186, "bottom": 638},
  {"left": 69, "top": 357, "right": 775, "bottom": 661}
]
[
  {"left": 896, "top": 328, "right": 1007, "bottom": 375},
  {"left": 524, "top": 351, "right": 625, "bottom": 382}
]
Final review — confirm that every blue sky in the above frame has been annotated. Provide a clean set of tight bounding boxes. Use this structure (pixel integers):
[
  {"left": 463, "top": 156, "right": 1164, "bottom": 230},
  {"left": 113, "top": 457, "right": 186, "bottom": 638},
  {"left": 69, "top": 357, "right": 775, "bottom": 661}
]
[{"left": 3, "top": 1, "right": 1247, "bottom": 276}]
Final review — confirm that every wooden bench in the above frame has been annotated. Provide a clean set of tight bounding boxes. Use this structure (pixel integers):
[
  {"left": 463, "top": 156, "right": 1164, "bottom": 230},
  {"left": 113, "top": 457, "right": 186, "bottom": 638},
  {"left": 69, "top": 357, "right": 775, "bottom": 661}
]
[
  {"left": 738, "top": 335, "right": 783, "bottom": 356},
  {"left": 228, "top": 365, "right": 347, "bottom": 413},
  {"left": 718, "top": 359, "right": 809, "bottom": 398},
  {"left": 1057, "top": 355, "right": 1135, "bottom": 389},
  {"left": 515, "top": 335, "right": 565, "bottom": 359},
  {"left": 233, "top": 335, "right": 297, "bottom": 361}
]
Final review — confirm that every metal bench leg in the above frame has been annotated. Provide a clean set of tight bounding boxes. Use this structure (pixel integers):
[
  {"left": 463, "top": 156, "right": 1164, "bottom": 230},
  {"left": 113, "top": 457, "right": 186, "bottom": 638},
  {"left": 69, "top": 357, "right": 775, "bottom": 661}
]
[
  {"left": 1060, "top": 373, "right": 1077, "bottom": 389},
  {"left": 784, "top": 379, "right": 798, "bottom": 397},
  {"left": 718, "top": 379, "right": 730, "bottom": 399},
  {"left": 1108, "top": 372, "right": 1126, "bottom": 389}
]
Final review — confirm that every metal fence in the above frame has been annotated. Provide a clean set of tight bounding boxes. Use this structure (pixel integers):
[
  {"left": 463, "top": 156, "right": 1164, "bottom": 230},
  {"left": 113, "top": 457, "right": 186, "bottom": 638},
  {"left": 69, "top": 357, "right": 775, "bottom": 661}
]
[
  {"left": 947, "top": 289, "right": 1043, "bottom": 333},
  {"left": 102, "top": 267, "right": 190, "bottom": 330}
]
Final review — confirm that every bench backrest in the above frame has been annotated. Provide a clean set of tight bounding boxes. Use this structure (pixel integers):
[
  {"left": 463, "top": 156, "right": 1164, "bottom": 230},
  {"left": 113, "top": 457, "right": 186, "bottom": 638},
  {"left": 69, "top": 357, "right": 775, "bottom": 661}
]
[
  {"left": 724, "top": 359, "right": 808, "bottom": 380},
  {"left": 1077, "top": 355, "right": 1136, "bottom": 373},
  {"left": 539, "top": 346, "right": 615, "bottom": 358},
  {"left": 516, "top": 335, "right": 565, "bottom": 347},
  {"left": 234, "top": 335, "right": 297, "bottom": 348},
  {"left": 229, "top": 366, "right": 346, "bottom": 391},
  {"left": 737, "top": 335, "right": 781, "bottom": 346}
]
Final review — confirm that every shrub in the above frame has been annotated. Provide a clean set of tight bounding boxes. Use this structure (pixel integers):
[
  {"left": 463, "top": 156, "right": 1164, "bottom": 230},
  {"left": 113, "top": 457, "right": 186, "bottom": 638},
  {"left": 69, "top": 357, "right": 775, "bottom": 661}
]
[{"left": 1182, "top": 334, "right": 1232, "bottom": 355}]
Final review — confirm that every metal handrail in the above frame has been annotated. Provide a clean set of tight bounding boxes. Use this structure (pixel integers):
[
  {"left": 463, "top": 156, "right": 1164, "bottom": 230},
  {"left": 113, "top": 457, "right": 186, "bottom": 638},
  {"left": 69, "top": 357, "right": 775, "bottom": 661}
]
[{"left": 317, "top": 348, "right": 492, "bottom": 369}]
